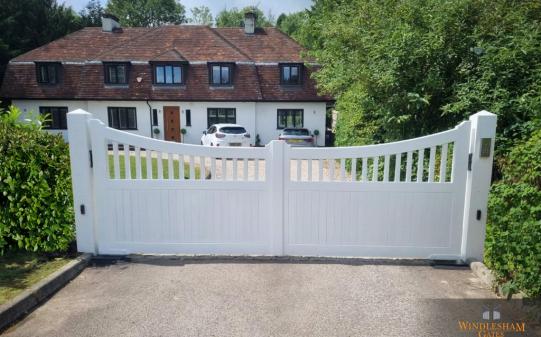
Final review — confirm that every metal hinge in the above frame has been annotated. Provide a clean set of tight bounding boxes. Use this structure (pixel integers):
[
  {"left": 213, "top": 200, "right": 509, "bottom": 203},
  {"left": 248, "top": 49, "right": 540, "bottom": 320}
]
[
  {"left": 467, "top": 153, "right": 472, "bottom": 171},
  {"left": 89, "top": 150, "right": 93, "bottom": 168}
]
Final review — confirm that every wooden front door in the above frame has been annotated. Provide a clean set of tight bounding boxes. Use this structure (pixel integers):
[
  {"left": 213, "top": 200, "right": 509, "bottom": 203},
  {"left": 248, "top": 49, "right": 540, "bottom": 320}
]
[{"left": 163, "top": 106, "right": 181, "bottom": 142}]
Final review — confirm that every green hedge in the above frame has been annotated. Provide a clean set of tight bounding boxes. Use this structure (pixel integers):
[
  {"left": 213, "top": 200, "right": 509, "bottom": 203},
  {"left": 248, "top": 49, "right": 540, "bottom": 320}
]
[
  {"left": 0, "top": 109, "right": 74, "bottom": 253},
  {"left": 485, "top": 129, "right": 541, "bottom": 297}
]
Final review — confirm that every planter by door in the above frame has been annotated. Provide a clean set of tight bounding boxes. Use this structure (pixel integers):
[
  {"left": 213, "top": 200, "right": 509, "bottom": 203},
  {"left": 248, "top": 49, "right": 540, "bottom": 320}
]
[{"left": 164, "top": 106, "right": 181, "bottom": 142}]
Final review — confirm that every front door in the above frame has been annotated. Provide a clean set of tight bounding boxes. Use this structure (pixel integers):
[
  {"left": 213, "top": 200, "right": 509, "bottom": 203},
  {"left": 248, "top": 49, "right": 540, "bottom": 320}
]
[{"left": 163, "top": 106, "right": 181, "bottom": 142}]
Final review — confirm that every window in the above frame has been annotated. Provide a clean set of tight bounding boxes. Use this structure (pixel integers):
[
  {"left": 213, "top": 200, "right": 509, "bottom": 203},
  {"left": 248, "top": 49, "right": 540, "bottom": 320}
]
[
  {"left": 277, "top": 109, "right": 303, "bottom": 129},
  {"left": 280, "top": 64, "right": 302, "bottom": 85},
  {"left": 152, "top": 109, "right": 158, "bottom": 126},
  {"left": 207, "top": 108, "right": 236, "bottom": 127},
  {"left": 104, "top": 63, "right": 129, "bottom": 84},
  {"left": 185, "top": 109, "right": 191, "bottom": 126},
  {"left": 36, "top": 63, "right": 60, "bottom": 84},
  {"left": 40, "top": 107, "right": 68, "bottom": 129},
  {"left": 153, "top": 63, "right": 184, "bottom": 84},
  {"left": 108, "top": 107, "right": 137, "bottom": 130},
  {"left": 209, "top": 63, "right": 233, "bottom": 85}
]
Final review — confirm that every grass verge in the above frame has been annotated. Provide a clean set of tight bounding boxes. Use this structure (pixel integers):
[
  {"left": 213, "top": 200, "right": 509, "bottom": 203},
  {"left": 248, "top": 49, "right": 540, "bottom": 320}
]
[{"left": 0, "top": 251, "right": 72, "bottom": 305}]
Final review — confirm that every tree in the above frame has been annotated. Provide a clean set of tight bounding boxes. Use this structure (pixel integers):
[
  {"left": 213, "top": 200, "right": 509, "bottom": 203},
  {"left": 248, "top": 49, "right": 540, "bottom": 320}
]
[
  {"left": 276, "top": 11, "right": 307, "bottom": 42},
  {"left": 188, "top": 5, "right": 212, "bottom": 25},
  {"left": 299, "top": 0, "right": 541, "bottom": 154},
  {"left": 80, "top": 0, "right": 104, "bottom": 27},
  {"left": 0, "top": 0, "right": 82, "bottom": 83},
  {"left": 105, "top": 0, "right": 186, "bottom": 27},
  {"left": 215, "top": 6, "right": 274, "bottom": 28}
]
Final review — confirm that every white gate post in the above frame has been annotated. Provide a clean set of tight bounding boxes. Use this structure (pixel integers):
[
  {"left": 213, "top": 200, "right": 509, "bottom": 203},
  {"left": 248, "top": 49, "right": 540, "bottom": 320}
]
[
  {"left": 461, "top": 111, "right": 497, "bottom": 262},
  {"left": 67, "top": 110, "right": 97, "bottom": 254},
  {"left": 269, "top": 140, "right": 286, "bottom": 255}
]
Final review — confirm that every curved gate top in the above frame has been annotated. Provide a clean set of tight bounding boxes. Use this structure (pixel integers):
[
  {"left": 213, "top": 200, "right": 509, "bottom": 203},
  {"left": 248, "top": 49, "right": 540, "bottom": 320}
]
[{"left": 67, "top": 110, "right": 496, "bottom": 262}]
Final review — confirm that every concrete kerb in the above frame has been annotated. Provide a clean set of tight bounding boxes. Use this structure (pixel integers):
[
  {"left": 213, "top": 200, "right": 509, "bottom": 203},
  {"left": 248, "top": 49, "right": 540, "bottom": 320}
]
[{"left": 0, "top": 253, "right": 92, "bottom": 332}]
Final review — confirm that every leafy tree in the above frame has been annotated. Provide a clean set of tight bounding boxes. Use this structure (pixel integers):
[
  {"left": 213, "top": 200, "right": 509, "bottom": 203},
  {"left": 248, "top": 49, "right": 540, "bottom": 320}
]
[
  {"left": 188, "top": 5, "right": 212, "bottom": 26},
  {"left": 299, "top": 0, "right": 541, "bottom": 156},
  {"left": 105, "top": 0, "right": 186, "bottom": 27},
  {"left": 276, "top": 11, "right": 308, "bottom": 42},
  {"left": 0, "top": 0, "right": 82, "bottom": 83},
  {"left": 215, "top": 6, "right": 274, "bottom": 28},
  {"left": 80, "top": 0, "right": 104, "bottom": 27}
]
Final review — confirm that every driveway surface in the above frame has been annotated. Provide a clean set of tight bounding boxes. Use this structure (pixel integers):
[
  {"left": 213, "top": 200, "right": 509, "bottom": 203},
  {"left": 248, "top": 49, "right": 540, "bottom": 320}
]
[{"left": 2, "top": 257, "right": 538, "bottom": 337}]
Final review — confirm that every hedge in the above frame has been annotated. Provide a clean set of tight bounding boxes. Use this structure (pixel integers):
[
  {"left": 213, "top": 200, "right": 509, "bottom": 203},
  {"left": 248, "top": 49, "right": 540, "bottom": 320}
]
[
  {"left": 485, "top": 129, "right": 541, "bottom": 297},
  {"left": 0, "top": 107, "right": 74, "bottom": 253}
]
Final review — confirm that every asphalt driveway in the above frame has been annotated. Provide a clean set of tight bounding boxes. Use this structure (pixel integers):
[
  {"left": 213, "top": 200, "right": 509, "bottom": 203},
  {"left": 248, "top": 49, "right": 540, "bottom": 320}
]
[{"left": 2, "top": 257, "right": 538, "bottom": 337}]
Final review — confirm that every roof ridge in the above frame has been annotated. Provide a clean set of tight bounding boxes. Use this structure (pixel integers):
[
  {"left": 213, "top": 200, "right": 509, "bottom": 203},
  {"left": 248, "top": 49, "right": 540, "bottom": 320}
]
[
  {"left": 208, "top": 26, "right": 253, "bottom": 62},
  {"left": 92, "top": 26, "right": 159, "bottom": 61}
]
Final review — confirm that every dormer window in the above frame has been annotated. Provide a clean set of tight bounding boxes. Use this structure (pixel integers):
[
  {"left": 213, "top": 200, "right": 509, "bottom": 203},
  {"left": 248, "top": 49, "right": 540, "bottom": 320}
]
[
  {"left": 153, "top": 63, "right": 185, "bottom": 85},
  {"left": 36, "top": 63, "right": 60, "bottom": 84},
  {"left": 209, "top": 63, "right": 233, "bottom": 86},
  {"left": 104, "top": 62, "right": 129, "bottom": 85},
  {"left": 280, "top": 63, "right": 302, "bottom": 85}
]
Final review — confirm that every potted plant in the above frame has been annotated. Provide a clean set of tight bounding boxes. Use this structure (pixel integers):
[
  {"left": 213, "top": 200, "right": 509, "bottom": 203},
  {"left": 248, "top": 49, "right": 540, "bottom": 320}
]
[{"left": 181, "top": 128, "right": 187, "bottom": 142}]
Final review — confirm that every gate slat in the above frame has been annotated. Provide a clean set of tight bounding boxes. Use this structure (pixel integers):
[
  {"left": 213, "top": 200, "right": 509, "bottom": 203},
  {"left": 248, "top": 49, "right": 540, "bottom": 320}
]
[
  {"left": 296, "top": 159, "right": 302, "bottom": 181},
  {"left": 200, "top": 156, "right": 206, "bottom": 180},
  {"left": 222, "top": 158, "right": 226, "bottom": 180},
  {"left": 168, "top": 153, "right": 174, "bottom": 180},
  {"left": 383, "top": 155, "right": 390, "bottom": 182},
  {"left": 351, "top": 158, "right": 357, "bottom": 181},
  {"left": 124, "top": 144, "right": 130, "bottom": 179},
  {"left": 405, "top": 151, "right": 413, "bottom": 182},
  {"left": 189, "top": 155, "right": 195, "bottom": 180},
  {"left": 146, "top": 149, "right": 152, "bottom": 179},
  {"left": 428, "top": 146, "right": 436, "bottom": 182},
  {"left": 211, "top": 157, "right": 216, "bottom": 181},
  {"left": 308, "top": 159, "right": 313, "bottom": 181},
  {"left": 243, "top": 158, "right": 248, "bottom": 181},
  {"left": 394, "top": 153, "right": 401, "bottom": 182},
  {"left": 113, "top": 142, "right": 120, "bottom": 179},
  {"left": 361, "top": 157, "right": 368, "bottom": 182},
  {"left": 233, "top": 158, "right": 238, "bottom": 181},
  {"left": 254, "top": 158, "right": 259, "bottom": 181},
  {"left": 157, "top": 151, "right": 163, "bottom": 179},
  {"left": 440, "top": 143, "right": 448, "bottom": 182},
  {"left": 329, "top": 159, "right": 335, "bottom": 181},
  {"left": 372, "top": 156, "right": 379, "bottom": 182},
  {"left": 135, "top": 147, "right": 142, "bottom": 179},
  {"left": 340, "top": 158, "right": 345, "bottom": 181},
  {"left": 179, "top": 155, "right": 184, "bottom": 180},
  {"left": 417, "top": 148, "right": 424, "bottom": 182},
  {"left": 318, "top": 159, "right": 323, "bottom": 181}
]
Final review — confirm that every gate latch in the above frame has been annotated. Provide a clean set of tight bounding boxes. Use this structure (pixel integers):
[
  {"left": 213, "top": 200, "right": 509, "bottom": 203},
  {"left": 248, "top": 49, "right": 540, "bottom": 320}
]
[{"left": 468, "top": 153, "right": 473, "bottom": 171}]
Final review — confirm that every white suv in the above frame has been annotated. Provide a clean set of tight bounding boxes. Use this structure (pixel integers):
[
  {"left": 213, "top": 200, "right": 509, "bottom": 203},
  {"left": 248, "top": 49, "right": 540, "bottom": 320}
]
[{"left": 201, "top": 124, "right": 251, "bottom": 147}]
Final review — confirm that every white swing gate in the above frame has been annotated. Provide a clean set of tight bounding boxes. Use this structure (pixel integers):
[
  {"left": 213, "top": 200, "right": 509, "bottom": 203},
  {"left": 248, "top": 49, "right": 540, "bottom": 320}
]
[{"left": 68, "top": 110, "right": 496, "bottom": 261}]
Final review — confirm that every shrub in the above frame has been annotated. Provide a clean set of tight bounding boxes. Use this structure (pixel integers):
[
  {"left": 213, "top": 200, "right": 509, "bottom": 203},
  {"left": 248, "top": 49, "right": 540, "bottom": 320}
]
[
  {"left": 485, "top": 129, "right": 541, "bottom": 297},
  {"left": 0, "top": 106, "right": 74, "bottom": 253}
]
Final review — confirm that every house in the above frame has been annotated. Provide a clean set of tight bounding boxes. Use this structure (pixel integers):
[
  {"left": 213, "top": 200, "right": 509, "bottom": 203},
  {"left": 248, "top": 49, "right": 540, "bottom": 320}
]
[{"left": 0, "top": 13, "right": 331, "bottom": 146}]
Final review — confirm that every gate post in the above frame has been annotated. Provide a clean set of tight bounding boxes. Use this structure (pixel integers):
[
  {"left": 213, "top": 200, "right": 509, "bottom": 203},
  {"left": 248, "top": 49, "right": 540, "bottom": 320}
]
[
  {"left": 67, "top": 110, "right": 97, "bottom": 254},
  {"left": 461, "top": 111, "right": 497, "bottom": 262},
  {"left": 269, "top": 140, "right": 286, "bottom": 256}
]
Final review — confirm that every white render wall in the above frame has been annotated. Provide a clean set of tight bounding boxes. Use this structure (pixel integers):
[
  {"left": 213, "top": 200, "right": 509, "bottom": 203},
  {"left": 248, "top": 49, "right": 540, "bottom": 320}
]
[{"left": 13, "top": 100, "right": 326, "bottom": 146}]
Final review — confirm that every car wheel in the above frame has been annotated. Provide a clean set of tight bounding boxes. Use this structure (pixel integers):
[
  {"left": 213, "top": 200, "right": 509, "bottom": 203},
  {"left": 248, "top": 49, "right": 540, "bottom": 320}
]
[
  {"left": 211, "top": 142, "right": 214, "bottom": 146},
  {"left": 200, "top": 141, "right": 203, "bottom": 145}
]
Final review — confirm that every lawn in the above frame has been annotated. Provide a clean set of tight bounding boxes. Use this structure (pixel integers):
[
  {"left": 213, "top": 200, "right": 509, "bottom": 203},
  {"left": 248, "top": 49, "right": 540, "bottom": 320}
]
[
  {"left": 0, "top": 251, "right": 72, "bottom": 304},
  {"left": 108, "top": 154, "right": 205, "bottom": 179}
]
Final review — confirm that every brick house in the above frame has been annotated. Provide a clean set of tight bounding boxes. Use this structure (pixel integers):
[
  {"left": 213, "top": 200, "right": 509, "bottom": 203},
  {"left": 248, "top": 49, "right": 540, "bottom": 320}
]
[{"left": 0, "top": 13, "right": 331, "bottom": 146}]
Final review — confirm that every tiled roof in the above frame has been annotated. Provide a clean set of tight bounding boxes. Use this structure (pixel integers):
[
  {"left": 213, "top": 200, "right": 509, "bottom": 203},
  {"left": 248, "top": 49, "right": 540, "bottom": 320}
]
[{"left": 2, "top": 25, "right": 331, "bottom": 102}]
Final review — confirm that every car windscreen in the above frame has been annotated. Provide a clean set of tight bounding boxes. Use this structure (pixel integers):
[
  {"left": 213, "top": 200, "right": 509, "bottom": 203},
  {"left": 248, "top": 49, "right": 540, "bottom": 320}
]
[
  {"left": 219, "top": 127, "right": 246, "bottom": 134},
  {"left": 283, "top": 129, "right": 310, "bottom": 136}
]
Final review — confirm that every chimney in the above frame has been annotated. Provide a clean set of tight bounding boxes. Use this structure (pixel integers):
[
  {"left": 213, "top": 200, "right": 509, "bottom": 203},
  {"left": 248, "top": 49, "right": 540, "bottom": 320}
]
[
  {"left": 102, "top": 13, "right": 121, "bottom": 32},
  {"left": 243, "top": 10, "right": 256, "bottom": 34}
]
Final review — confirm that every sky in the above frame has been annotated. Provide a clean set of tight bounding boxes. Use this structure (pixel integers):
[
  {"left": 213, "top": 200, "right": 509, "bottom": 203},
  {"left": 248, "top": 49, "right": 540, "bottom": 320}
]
[{"left": 62, "top": 0, "right": 313, "bottom": 18}]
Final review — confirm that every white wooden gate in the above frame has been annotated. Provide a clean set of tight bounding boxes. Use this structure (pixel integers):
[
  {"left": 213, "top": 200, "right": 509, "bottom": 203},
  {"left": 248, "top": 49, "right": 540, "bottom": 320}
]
[{"left": 68, "top": 110, "right": 496, "bottom": 261}]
